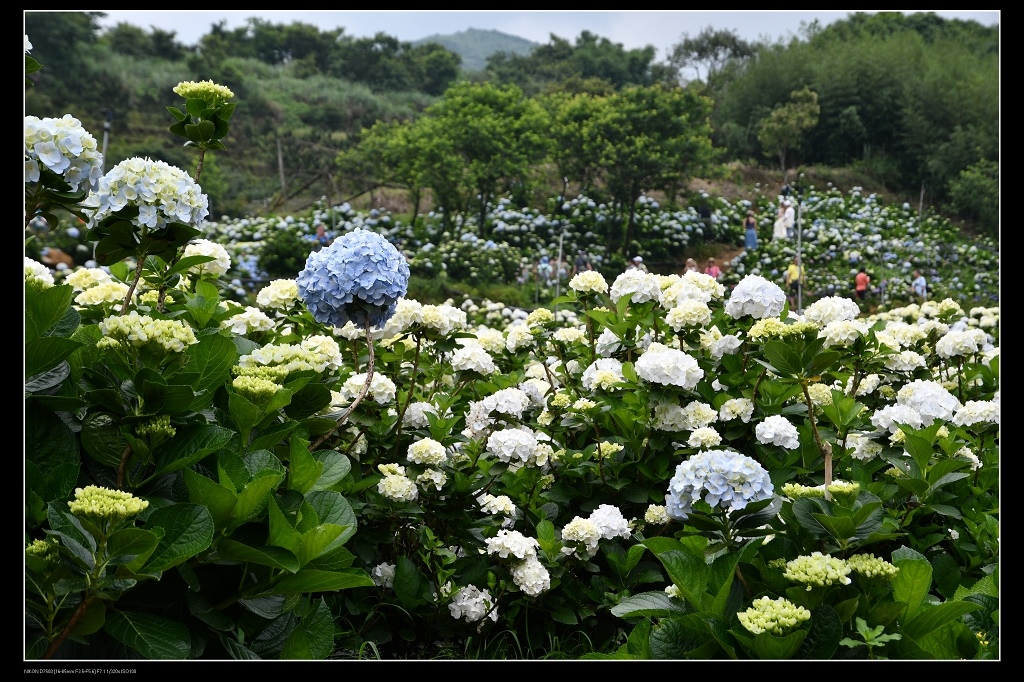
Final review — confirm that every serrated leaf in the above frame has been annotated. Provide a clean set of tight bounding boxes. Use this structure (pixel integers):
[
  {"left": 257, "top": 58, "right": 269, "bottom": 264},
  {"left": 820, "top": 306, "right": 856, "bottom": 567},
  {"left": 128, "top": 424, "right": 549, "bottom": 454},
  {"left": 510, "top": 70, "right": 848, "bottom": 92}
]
[
  {"left": 902, "top": 601, "right": 982, "bottom": 640},
  {"left": 752, "top": 629, "right": 807, "bottom": 659},
  {"left": 104, "top": 610, "right": 190, "bottom": 659},
  {"left": 106, "top": 528, "right": 160, "bottom": 566},
  {"left": 310, "top": 451, "right": 351, "bottom": 491},
  {"left": 610, "top": 591, "right": 689, "bottom": 618},
  {"left": 305, "top": 491, "right": 356, "bottom": 545},
  {"left": 26, "top": 337, "right": 84, "bottom": 379},
  {"left": 283, "top": 383, "right": 331, "bottom": 420},
  {"left": 796, "top": 605, "right": 842, "bottom": 659},
  {"left": 152, "top": 425, "right": 234, "bottom": 478},
  {"left": 141, "top": 503, "right": 214, "bottom": 573},
  {"left": 181, "top": 468, "right": 238, "bottom": 530},
  {"left": 232, "top": 472, "right": 284, "bottom": 528},
  {"left": 272, "top": 568, "right": 374, "bottom": 594},
  {"left": 892, "top": 554, "right": 933, "bottom": 620},
  {"left": 69, "top": 599, "right": 106, "bottom": 637},
  {"left": 215, "top": 539, "right": 300, "bottom": 572}
]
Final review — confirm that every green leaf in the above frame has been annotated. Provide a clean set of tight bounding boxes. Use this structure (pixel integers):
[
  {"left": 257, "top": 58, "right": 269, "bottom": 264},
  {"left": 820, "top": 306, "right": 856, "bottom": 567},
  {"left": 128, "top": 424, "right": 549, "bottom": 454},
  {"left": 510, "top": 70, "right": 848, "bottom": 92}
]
[
  {"left": 152, "top": 425, "right": 235, "bottom": 478},
  {"left": 69, "top": 599, "right": 106, "bottom": 637},
  {"left": 762, "top": 340, "right": 803, "bottom": 377},
  {"left": 611, "top": 591, "right": 689, "bottom": 618},
  {"left": 106, "top": 528, "right": 160, "bottom": 566},
  {"left": 892, "top": 549, "right": 933, "bottom": 620},
  {"left": 310, "top": 451, "right": 351, "bottom": 491},
  {"left": 297, "top": 524, "right": 345, "bottom": 567},
  {"left": 268, "top": 496, "right": 302, "bottom": 554},
  {"left": 215, "top": 539, "right": 299, "bottom": 572},
  {"left": 229, "top": 391, "right": 262, "bottom": 435},
  {"left": 142, "top": 503, "right": 214, "bottom": 574},
  {"left": 902, "top": 601, "right": 982, "bottom": 640},
  {"left": 104, "top": 610, "right": 191, "bottom": 659},
  {"left": 231, "top": 472, "right": 284, "bottom": 528},
  {"left": 752, "top": 629, "right": 807, "bottom": 659},
  {"left": 284, "top": 383, "right": 332, "bottom": 420},
  {"left": 286, "top": 438, "right": 323, "bottom": 494},
  {"left": 811, "top": 512, "right": 857, "bottom": 542},
  {"left": 25, "top": 337, "right": 84, "bottom": 379},
  {"left": 26, "top": 284, "right": 74, "bottom": 343},
  {"left": 643, "top": 542, "right": 708, "bottom": 610},
  {"left": 218, "top": 636, "right": 261, "bottom": 660},
  {"left": 180, "top": 334, "right": 236, "bottom": 410},
  {"left": 394, "top": 556, "right": 429, "bottom": 609},
  {"left": 796, "top": 605, "right": 842, "bottom": 659},
  {"left": 182, "top": 468, "right": 238, "bottom": 530},
  {"left": 281, "top": 599, "right": 334, "bottom": 660},
  {"left": 272, "top": 568, "right": 374, "bottom": 594},
  {"left": 249, "top": 420, "right": 300, "bottom": 453}
]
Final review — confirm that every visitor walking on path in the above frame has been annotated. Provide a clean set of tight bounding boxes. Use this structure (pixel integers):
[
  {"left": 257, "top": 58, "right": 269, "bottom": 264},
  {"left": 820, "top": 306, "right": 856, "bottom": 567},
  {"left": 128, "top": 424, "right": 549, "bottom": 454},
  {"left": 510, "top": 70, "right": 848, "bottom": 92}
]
[
  {"left": 744, "top": 210, "right": 759, "bottom": 250},
  {"left": 773, "top": 200, "right": 794, "bottom": 240},
  {"left": 784, "top": 255, "right": 805, "bottom": 311}
]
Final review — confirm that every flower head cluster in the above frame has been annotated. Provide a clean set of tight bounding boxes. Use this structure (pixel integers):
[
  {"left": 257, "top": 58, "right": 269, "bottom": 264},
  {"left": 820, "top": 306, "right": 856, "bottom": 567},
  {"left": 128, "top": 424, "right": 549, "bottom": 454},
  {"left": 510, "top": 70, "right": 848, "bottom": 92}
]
[
  {"left": 581, "top": 358, "right": 625, "bottom": 391},
  {"left": 505, "top": 324, "right": 536, "bottom": 352},
  {"left": 451, "top": 341, "right": 496, "bottom": 375},
  {"left": 90, "top": 157, "right": 209, "bottom": 229},
  {"left": 665, "top": 299, "right": 713, "bottom": 331},
  {"left": 25, "top": 257, "right": 54, "bottom": 289},
  {"left": 783, "top": 552, "right": 852, "bottom": 590},
  {"left": 725, "top": 275, "right": 786, "bottom": 320},
  {"left": 338, "top": 371, "right": 398, "bottom": 405},
  {"left": 846, "top": 433, "right": 883, "bottom": 462},
  {"left": 485, "top": 529, "right": 540, "bottom": 561},
  {"left": 222, "top": 306, "right": 275, "bottom": 335},
  {"left": 665, "top": 450, "right": 774, "bottom": 520},
  {"left": 896, "top": 379, "right": 961, "bottom": 423},
  {"left": 719, "top": 398, "right": 755, "bottom": 423},
  {"left": 449, "top": 585, "right": 498, "bottom": 623},
  {"left": 183, "top": 239, "right": 231, "bottom": 277},
  {"left": 755, "top": 415, "right": 800, "bottom": 449},
  {"left": 371, "top": 562, "right": 396, "bottom": 588},
  {"left": 635, "top": 343, "right": 703, "bottom": 389},
  {"left": 419, "top": 304, "right": 467, "bottom": 336},
  {"left": 486, "top": 427, "right": 540, "bottom": 466},
  {"left": 687, "top": 426, "right": 722, "bottom": 449},
  {"left": 376, "top": 463, "right": 418, "bottom": 502},
  {"left": 65, "top": 267, "right": 112, "bottom": 292},
  {"left": 68, "top": 485, "right": 149, "bottom": 521},
  {"left": 97, "top": 312, "right": 198, "bottom": 353},
  {"left": 884, "top": 350, "right": 926, "bottom": 372},
  {"left": 256, "top": 279, "right": 300, "bottom": 310},
  {"left": 935, "top": 328, "right": 988, "bottom": 359},
  {"left": 819, "top": 319, "right": 870, "bottom": 347},
  {"left": 846, "top": 554, "right": 899, "bottom": 580},
  {"left": 645, "top": 504, "right": 670, "bottom": 524},
  {"left": 952, "top": 400, "right": 1000, "bottom": 427},
  {"left": 297, "top": 228, "right": 410, "bottom": 328},
  {"left": 239, "top": 335, "right": 342, "bottom": 375},
  {"left": 738, "top": 596, "right": 811, "bottom": 635},
  {"left": 232, "top": 375, "right": 283, "bottom": 404},
  {"left": 407, "top": 438, "right": 447, "bottom": 466},
  {"left": 569, "top": 270, "right": 608, "bottom": 294},
  {"left": 748, "top": 318, "right": 818, "bottom": 341},
  {"left": 478, "top": 493, "right": 516, "bottom": 516},
  {"left": 172, "top": 79, "right": 234, "bottom": 106},
  {"left": 75, "top": 281, "right": 131, "bottom": 307},
  {"left": 25, "top": 114, "right": 104, "bottom": 192},
  {"left": 610, "top": 270, "right": 662, "bottom": 304},
  {"left": 803, "top": 296, "right": 861, "bottom": 326},
  {"left": 402, "top": 401, "right": 438, "bottom": 429},
  {"left": 25, "top": 538, "right": 60, "bottom": 565}
]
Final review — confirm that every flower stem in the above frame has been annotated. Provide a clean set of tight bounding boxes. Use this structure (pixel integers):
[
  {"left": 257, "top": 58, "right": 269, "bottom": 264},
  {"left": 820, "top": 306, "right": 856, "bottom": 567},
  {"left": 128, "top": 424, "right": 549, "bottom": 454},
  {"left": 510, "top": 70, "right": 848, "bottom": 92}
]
[{"left": 310, "top": 322, "right": 375, "bottom": 451}]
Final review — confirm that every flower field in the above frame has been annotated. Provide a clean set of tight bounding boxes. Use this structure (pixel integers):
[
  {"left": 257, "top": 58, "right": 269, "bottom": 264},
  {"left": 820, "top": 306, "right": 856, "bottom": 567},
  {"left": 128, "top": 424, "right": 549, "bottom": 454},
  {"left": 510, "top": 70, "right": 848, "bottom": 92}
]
[{"left": 25, "top": 60, "right": 999, "bottom": 661}]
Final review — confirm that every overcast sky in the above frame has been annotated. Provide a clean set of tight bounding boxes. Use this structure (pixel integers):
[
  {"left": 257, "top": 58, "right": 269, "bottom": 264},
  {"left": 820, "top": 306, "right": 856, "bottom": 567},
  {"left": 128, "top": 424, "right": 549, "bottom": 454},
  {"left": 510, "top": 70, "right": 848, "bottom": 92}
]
[{"left": 79, "top": 10, "right": 1000, "bottom": 62}]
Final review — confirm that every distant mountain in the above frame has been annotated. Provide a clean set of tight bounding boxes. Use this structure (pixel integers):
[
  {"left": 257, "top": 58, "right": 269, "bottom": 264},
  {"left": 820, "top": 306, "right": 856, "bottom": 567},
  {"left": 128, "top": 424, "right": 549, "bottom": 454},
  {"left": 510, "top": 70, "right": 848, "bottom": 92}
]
[{"left": 413, "top": 28, "right": 539, "bottom": 73}]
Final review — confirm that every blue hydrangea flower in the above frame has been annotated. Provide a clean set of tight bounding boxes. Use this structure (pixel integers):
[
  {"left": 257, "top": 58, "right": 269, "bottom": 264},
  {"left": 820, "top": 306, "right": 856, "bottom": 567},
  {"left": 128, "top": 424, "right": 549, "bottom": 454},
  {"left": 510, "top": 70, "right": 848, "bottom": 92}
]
[
  {"left": 665, "top": 449, "right": 774, "bottom": 521},
  {"left": 297, "top": 228, "right": 410, "bottom": 329}
]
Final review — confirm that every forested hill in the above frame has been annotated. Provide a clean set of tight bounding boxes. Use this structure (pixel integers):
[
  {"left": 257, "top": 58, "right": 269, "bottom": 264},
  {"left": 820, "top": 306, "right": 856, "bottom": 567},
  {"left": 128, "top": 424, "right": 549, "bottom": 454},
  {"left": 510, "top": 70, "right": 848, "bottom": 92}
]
[
  {"left": 413, "top": 28, "right": 538, "bottom": 72},
  {"left": 24, "top": 11, "right": 997, "bottom": 236}
]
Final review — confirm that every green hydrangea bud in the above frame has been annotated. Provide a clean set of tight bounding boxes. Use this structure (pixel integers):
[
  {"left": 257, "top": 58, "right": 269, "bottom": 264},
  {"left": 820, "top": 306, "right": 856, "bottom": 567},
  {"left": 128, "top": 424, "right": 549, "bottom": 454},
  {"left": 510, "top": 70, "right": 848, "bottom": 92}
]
[
  {"left": 738, "top": 596, "right": 811, "bottom": 635},
  {"left": 846, "top": 553, "right": 899, "bottom": 580},
  {"left": 68, "top": 486, "right": 149, "bottom": 521},
  {"left": 784, "top": 552, "right": 852, "bottom": 590}
]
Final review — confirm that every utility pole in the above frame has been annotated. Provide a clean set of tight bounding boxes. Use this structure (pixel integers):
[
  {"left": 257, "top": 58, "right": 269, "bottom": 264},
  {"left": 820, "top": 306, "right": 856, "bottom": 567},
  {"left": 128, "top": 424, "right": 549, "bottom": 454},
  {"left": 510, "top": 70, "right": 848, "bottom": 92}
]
[{"left": 100, "top": 109, "right": 114, "bottom": 173}]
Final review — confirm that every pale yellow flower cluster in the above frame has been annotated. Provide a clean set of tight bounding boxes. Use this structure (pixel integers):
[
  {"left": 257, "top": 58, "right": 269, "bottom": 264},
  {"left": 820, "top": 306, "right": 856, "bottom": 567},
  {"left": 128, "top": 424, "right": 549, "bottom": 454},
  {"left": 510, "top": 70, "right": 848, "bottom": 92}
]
[
  {"left": 569, "top": 270, "right": 608, "bottom": 294},
  {"left": 526, "top": 308, "right": 555, "bottom": 326},
  {"left": 135, "top": 414, "right": 176, "bottom": 441},
  {"left": 233, "top": 375, "right": 283, "bottom": 402},
  {"left": 738, "top": 596, "right": 811, "bottom": 635},
  {"left": 781, "top": 482, "right": 825, "bottom": 499},
  {"left": 69, "top": 485, "right": 149, "bottom": 520},
  {"left": 256, "top": 279, "right": 299, "bottom": 310},
  {"left": 408, "top": 438, "right": 447, "bottom": 466},
  {"left": 75, "top": 281, "right": 130, "bottom": 307},
  {"left": 645, "top": 504, "right": 670, "bottom": 524},
  {"left": 26, "top": 538, "right": 60, "bottom": 563},
  {"left": 846, "top": 553, "right": 899, "bottom": 580},
  {"left": 97, "top": 312, "right": 198, "bottom": 353},
  {"left": 65, "top": 267, "right": 112, "bottom": 292},
  {"left": 784, "top": 552, "right": 852, "bottom": 591},
  {"left": 173, "top": 79, "right": 234, "bottom": 106}
]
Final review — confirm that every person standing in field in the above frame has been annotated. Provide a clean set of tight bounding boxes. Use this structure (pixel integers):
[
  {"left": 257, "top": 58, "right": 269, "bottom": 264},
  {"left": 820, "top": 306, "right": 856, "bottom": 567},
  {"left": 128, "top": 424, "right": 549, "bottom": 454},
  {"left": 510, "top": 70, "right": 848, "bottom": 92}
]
[
  {"left": 911, "top": 270, "right": 928, "bottom": 302},
  {"left": 744, "top": 210, "right": 759, "bottom": 250},
  {"left": 855, "top": 267, "right": 870, "bottom": 303},
  {"left": 784, "top": 255, "right": 805, "bottom": 311},
  {"left": 704, "top": 258, "right": 722, "bottom": 280}
]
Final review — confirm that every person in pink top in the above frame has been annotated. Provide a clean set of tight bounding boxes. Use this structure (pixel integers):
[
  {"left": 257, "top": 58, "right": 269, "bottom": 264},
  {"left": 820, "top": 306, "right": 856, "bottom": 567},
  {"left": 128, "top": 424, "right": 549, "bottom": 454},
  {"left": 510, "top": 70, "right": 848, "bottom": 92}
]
[{"left": 704, "top": 257, "right": 722, "bottom": 280}]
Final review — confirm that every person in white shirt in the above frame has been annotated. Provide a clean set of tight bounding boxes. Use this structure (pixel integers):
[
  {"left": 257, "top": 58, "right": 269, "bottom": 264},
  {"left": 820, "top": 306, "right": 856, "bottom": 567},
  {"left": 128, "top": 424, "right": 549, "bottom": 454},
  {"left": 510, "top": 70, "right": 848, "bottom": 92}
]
[{"left": 911, "top": 270, "right": 928, "bottom": 302}]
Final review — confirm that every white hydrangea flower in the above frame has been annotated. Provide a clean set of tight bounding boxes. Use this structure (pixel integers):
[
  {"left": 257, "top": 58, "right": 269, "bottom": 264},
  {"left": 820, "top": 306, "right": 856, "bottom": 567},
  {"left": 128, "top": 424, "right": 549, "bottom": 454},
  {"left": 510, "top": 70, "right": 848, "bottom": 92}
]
[
  {"left": 338, "top": 371, "right": 398, "bottom": 404},
  {"left": 896, "top": 379, "right": 961, "bottom": 423},
  {"left": 256, "top": 279, "right": 300, "bottom": 310},
  {"left": 420, "top": 304, "right": 467, "bottom": 336},
  {"left": 610, "top": 269, "right": 663, "bottom": 304},
  {"left": 510, "top": 556, "right": 551, "bottom": 596},
  {"left": 665, "top": 299, "right": 713, "bottom": 331},
  {"left": 803, "top": 296, "right": 861, "bottom": 326},
  {"left": 720, "top": 398, "right": 755, "bottom": 423},
  {"left": 25, "top": 114, "right": 104, "bottom": 192},
  {"left": 449, "top": 585, "right": 498, "bottom": 623},
  {"left": 371, "top": 562, "right": 396, "bottom": 588},
  {"left": 505, "top": 323, "right": 535, "bottom": 352},
  {"left": 402, "top": 401, "right": 437, "bottom": 428},
  {"left": 755, "top": 415, "right": 800, "bottom": 449},
  {"left": 25, "top": 257, "right": 55, "bottom": 288},
  {"left": 688, "top": 426, "right": 723, "bottom": 449},
  {"left": 569, "top": 270, "right": 608, "bottom": 294},
  {"left": 952, "top": 400, "right": 1000, "bottom": 427},
  {"left": 65, "top": 267, "right": 112, "bottom": 292},
  {"left": 451, "top": 341, "right": 497, "bottom": 375},
  {"left": 871, "top": 403, "right": 925, "bottom": 434},
  {"left": 725, "top": 274, "right": 786, "bottom": 320},
  {"left": 221, "top": 306, "right": 275, "bottom": 335},
  {"left": 89, "top": 156, "right": 208, "bottom": 229},
  {"left": 819, "top": 319, "right": 870, "bottom": 347},
  {"left": 589, "top": 504, "right": 632, "bottom": 541},
  {"left": 183, "top": 238, "right": 231, "bottom": 277},
  {"left": 884, "top": 350, "right": 926, "bottom": 372},
  {"left": 935, "top": 328, "right": 988, "bottom": 359},
  {"left": 846, "top": 433, "right": 883, "bottom": 462},
  {"left": 635, "top": 342, "right": 703, "bottom": 389},
  {"left": 560, "top": 517, "right": 602, "bottom": 557},
  {"left": 478, "top": 493, "right": 516, "bottom": 516},
  {"left": 407, "top": 438, "right": 448, "bottom": 466},
  {"left": 581, "top": 358, "right": 625, "bottom": 391},
  {"left": 74, "top": 281, "right": 130, "bottom": 306},
  {"left": 376, "top": 464, "right": 419, "bottom": 502},
  {"left": 485, "top": 529, "right": 539, "bottom": 560}
]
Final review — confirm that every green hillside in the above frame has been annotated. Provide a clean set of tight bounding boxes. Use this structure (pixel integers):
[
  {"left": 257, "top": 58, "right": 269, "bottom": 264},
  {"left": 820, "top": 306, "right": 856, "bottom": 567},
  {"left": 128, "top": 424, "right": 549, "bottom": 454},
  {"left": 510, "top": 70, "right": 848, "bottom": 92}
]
[{"left": 414, "top": 27, "right": 538, "bottom": 72}]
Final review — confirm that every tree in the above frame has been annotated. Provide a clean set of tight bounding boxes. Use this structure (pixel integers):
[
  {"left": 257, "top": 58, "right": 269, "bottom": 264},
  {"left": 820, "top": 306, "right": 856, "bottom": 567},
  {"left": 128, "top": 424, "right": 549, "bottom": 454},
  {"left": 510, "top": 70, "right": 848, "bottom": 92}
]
[
  {"left": 757, "top": 87, "right": 821, "bottom": 172},
  {"left": 668, "top": 26, "right": 756, "bottom": 86}
]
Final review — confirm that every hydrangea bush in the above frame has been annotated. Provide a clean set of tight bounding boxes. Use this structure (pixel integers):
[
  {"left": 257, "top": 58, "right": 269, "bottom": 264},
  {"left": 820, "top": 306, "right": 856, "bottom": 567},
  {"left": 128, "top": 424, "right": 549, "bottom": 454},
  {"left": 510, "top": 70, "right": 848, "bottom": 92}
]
[{"left": 25, "top": 56, "right": 999, "bottom": 661}]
